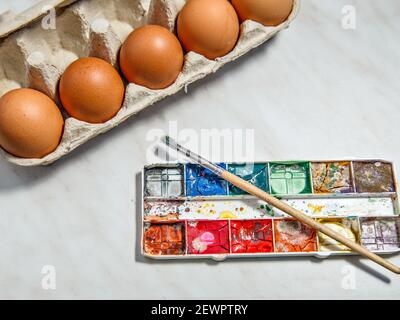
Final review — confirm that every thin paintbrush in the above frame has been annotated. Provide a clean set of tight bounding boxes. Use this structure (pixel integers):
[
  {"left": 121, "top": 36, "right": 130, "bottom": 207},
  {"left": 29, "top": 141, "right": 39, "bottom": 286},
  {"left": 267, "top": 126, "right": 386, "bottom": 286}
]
[{"left": 161, "top": 136, "right": 400, "bottom": 274}]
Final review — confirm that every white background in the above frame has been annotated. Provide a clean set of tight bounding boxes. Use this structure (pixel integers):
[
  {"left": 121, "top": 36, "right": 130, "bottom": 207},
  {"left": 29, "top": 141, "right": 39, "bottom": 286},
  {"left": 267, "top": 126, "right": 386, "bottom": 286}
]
[{"left": 0, "top": 0, "right": 399, "bottom": 299}]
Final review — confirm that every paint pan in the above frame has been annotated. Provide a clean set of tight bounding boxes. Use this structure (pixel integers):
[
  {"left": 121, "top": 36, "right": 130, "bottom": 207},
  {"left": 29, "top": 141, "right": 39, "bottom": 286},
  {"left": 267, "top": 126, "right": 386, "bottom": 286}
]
[
  {"left": 185, "top": 163, "right": 228, "bottom": 196},
  {"left": 274, "top": 219, "right": 317, "bottom": 252},
  {"left": 269, "top": 162, "right": 312, "bottom": 195},
  {"left": 353, "top": 161, "right": 395, "bottom": 193},
  {"left": 144, "top": 164, "right": 184, "bottom": 198},
  {"left": 186, "top": 220, "right": 230, "bottom": 255},
  {"left": 311, "top": 161, "right": 353, "bottom": 194},
  {"left": 143, "top": 222, "right": 185, "bottom": 256},
  {"left": 317, "top": 218, "right": 360, "bottom": 252},
  {"left": 228, "top": 163, "right": 268, "bottom": 195},
  {"left": 141, "top": 159, "right": 400, "bottom": 261},
  {"left": 230, "top": 219, "right": 274, "bottom": 253},
  {"left": 359, "top": 217, "right": 400, "bottom": 251}
]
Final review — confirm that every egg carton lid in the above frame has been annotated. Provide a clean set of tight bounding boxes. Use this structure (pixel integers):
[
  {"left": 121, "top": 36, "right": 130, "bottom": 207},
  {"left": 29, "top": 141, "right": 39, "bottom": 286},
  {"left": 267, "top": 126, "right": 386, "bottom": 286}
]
[{"left": 0, "top": 0, "right": 77, "bottom": 38}]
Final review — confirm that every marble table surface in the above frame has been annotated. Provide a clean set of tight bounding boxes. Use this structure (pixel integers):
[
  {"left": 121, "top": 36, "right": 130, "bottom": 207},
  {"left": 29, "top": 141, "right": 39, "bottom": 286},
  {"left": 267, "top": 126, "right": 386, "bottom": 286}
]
[{"left": 0, "top": 0, "right": 399, "bottom": 299}]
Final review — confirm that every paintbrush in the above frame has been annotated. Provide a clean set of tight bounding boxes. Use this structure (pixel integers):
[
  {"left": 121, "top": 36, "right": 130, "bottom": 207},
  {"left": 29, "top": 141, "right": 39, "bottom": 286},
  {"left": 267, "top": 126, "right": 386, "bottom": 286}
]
[{"left": 161, "top": 136, "right": 400, "bottom": 274}]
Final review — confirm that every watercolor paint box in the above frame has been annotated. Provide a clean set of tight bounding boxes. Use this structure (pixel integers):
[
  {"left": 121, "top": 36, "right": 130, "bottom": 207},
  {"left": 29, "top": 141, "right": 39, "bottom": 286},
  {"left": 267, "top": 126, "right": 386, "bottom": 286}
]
[{"left": 141, "top": 160, "right": 400, "bottom": 260}]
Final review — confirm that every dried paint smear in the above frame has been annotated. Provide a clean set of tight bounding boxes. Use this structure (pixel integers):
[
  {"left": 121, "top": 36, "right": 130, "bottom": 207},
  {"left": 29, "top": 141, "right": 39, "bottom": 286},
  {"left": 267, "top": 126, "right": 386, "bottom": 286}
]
[
  {"left": 143, "top": 201, "right": 182, "bottom": 221},
  {"left": 312, "top": 162, "right": 353, "bottom": 193},
  {"left": 230, "top": 220, "right": 273, "bottom": 253},
  {"left": 144, "top": 222, "right": 185, "bottom": 255},
  {"left": 317, "top": 218, "right": 360, "bottom": 252},
  {"left": 176, "top": 199, "right": 274, "bottom": 220},
  {"left": 274, "top": 219, "right": 317, "bottom": 252},
  {"left": 275, "top": 197, "right": 395, "bottom": 217},
  {"left": 187, "top": 220, "right": 230, "bottom": 254},
  {"left": 144, "top": 196, "right": 396, "bottom": 222},
  {"left": 353, "top": 161, "right": 395, "bottom": 193},
  {"left": 360, "top": 217, "right": 400, "bottom": 251}
]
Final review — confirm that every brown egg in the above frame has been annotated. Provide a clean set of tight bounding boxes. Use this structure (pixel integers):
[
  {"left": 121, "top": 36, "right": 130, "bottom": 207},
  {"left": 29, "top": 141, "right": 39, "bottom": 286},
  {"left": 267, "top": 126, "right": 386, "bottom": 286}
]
[
  {"left": 231, "top": 0, "right": 294, "bottom": 26},
  {"left": 120, "top": 25, "right": 184, "bottom": 90},
  {"left": 177, "top": 0, "right": 240, "bottom": 60},
  {"left": 0, "top": 88, "right": 64, "bottom": 158},
  {"left": 59, "top": 57, "right": 125, "bottom": 124}
]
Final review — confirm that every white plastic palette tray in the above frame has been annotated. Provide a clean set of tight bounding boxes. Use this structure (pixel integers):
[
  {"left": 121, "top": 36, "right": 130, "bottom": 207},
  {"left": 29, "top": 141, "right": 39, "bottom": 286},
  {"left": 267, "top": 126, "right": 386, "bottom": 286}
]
[{"left": 141, "top": 159, "right": 400, "bottom": 261}]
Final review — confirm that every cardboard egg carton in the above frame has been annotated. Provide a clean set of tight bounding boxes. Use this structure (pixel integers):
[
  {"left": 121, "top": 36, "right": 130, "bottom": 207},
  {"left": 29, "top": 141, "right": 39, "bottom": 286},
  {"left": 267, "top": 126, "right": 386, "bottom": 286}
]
[{"left": 0, "top": 0, "right": 300, "bottom": 166}]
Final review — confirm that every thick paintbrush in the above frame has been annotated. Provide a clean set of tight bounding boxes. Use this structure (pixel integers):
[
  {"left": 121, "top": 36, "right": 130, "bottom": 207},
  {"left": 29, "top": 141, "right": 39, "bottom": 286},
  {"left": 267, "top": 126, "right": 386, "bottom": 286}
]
[{"left": 161, "top": 136, "right": 400, "bottom": 274}]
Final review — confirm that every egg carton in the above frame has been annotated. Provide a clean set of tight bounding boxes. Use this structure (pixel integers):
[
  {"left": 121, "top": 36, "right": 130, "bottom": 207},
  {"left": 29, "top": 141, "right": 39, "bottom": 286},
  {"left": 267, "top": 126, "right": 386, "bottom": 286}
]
[{"left": 0, "top": 0, "right": 300, "bottom": 166}]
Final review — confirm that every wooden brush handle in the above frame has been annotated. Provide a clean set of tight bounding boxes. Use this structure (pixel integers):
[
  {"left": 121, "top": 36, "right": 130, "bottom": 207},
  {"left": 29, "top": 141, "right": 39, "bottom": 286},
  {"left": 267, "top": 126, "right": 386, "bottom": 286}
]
[{"left": 222, "top": 171, "right": 400, "bottom": 274}]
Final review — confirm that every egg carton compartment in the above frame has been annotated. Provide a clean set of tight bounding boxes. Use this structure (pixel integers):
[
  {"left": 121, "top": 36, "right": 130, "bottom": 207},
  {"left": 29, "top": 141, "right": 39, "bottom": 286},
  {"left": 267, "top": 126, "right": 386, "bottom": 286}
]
[{"left": 0, "top": 0, "right": 300, "bottom": 166}]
